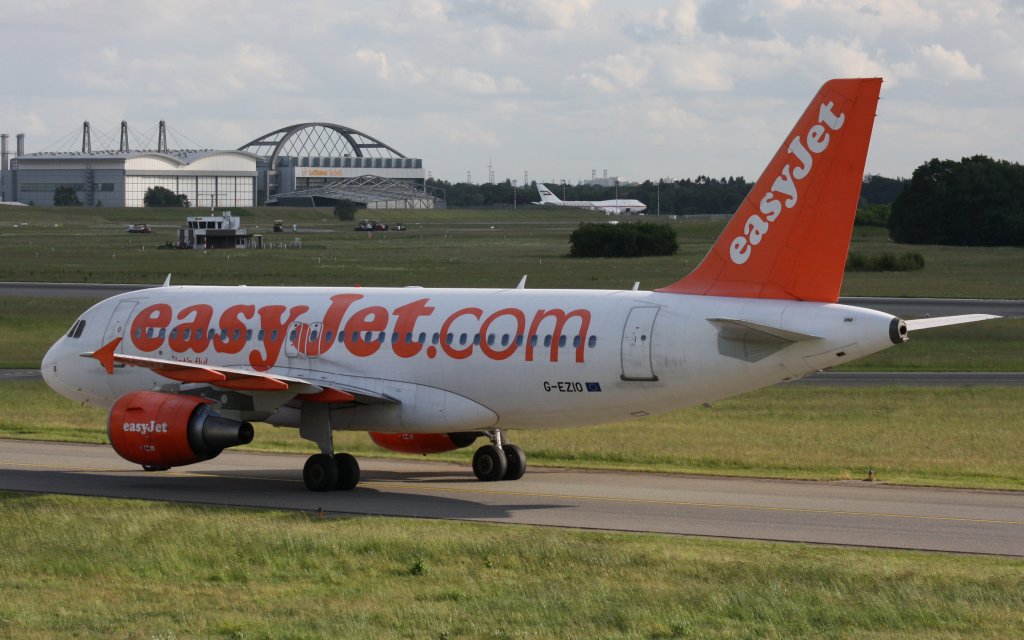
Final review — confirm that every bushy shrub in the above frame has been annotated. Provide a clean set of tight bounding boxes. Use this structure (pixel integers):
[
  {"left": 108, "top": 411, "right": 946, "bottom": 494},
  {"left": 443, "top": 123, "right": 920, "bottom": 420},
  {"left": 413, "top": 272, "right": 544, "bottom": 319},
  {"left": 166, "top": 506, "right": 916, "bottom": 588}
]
[
  {"left": 53, "top": 185, "right": 81, "bottom": 206},
  {"left": 144, "top": 186, "right": 190, "bottom": 207},
  {"left": 569, "top": 222, "right": 678, "bottom": 258},
  {"left": 854, "top": 203, "right": 890, "bottom": 227},
  {"left": 846, "top": 251, "right": 925, "bottom": 272},
  {"left": 333, "top": 199, "right": 360, "bottom": 221}
]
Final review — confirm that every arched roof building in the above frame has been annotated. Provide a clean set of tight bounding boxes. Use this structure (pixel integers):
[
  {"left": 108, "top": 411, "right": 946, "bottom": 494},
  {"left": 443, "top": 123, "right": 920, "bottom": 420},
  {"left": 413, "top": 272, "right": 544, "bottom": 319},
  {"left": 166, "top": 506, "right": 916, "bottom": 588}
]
[{"left": 238, "top": 123, "right": 438, "bottom": 208}]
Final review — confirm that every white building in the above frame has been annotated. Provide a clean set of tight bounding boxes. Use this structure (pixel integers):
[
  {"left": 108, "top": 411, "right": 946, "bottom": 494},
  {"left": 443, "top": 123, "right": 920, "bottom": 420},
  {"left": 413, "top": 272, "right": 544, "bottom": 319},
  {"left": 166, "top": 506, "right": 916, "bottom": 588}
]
[{"left": 10, "top": 149, "right": 258, "bottom": 208}]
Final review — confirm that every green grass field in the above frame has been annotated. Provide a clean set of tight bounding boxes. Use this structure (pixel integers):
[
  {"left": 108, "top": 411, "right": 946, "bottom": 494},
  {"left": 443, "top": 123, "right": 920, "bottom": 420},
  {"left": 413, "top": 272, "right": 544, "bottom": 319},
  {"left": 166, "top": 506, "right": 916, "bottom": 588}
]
[
  {"left": 2, "top": 492, "right": 1022, "bottom": 639},
  {"left": 2, "top": 206, "right": 1022, "bottom": 296}
]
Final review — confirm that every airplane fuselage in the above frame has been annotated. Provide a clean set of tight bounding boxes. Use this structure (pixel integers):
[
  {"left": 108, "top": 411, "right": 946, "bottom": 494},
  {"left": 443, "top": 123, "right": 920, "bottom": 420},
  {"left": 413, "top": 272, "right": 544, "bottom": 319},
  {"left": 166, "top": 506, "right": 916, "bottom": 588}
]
[{"left": 44, "top": 285, "right": 900, "bottom": 434}]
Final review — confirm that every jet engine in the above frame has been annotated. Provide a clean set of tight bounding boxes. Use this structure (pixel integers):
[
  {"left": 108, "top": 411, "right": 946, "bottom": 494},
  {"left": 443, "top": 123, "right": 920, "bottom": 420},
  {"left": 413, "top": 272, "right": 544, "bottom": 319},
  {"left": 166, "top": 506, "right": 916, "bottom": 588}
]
[
  {"left": 369, "top": 431, "right": 480, "bottom": 455},
  {"left": 108, "top": 391, "right": 254, "bottom": 468}
]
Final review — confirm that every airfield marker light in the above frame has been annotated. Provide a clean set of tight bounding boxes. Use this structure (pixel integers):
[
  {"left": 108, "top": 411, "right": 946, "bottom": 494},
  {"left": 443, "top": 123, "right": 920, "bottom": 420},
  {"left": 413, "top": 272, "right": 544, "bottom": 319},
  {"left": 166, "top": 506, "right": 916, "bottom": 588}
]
[{"left": 867, "top": 468, "right": 875, "bottom": 482}]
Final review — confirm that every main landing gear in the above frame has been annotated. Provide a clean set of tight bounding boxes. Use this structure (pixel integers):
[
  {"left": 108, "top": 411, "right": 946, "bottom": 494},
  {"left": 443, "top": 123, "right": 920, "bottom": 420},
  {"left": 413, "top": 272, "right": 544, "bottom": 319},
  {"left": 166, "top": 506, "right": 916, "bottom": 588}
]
[
  {"left": 299, "top": 402, "right": 360, "bottom": 492},
  {"left": 302, "top": 452, "right": 360, "bottom": 492},
  {"left": 472, "top": 429, "right": 527, "bottom": 482}
]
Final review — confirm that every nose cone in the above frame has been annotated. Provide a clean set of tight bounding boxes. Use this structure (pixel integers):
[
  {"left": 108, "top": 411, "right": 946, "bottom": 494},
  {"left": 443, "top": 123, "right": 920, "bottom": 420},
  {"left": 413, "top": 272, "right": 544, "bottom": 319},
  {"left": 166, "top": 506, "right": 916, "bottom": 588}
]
[
  {"left": 40, "top": 339, "right": 63, "bottom": 393},
  {"left": 41, "top": 337, "right": 108, "bottom": 405}
]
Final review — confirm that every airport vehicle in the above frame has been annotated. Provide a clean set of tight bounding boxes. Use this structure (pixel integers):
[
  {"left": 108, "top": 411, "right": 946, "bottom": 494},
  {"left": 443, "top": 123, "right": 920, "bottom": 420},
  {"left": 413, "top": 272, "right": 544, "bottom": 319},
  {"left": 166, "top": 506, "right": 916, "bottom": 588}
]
[
  {"left": 41, "top": 78, "right": 996, "bottom": 492},
  {"left": 535, "top": 183, "right": 647, "bottom": 214},
  {"left": 126, "top": 224, "right": 152, "bottom": 233},
  {"left": 355, "top": 219, "right": 388, "bottom": 232}
]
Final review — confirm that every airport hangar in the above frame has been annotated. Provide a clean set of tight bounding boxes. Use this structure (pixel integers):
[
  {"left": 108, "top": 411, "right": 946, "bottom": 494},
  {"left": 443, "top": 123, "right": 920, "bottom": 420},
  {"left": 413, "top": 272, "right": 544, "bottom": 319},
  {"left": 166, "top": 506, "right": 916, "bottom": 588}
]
[{"left": 0, "top": 122, "right": 441, "bottom": 208}]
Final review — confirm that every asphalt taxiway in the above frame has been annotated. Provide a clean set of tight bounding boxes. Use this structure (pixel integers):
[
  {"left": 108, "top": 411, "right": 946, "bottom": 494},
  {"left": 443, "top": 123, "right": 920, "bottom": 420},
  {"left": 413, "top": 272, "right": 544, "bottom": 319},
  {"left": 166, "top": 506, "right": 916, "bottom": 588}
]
[{"left": 2, "top": 440, "right": 1022, "bottom": 556}]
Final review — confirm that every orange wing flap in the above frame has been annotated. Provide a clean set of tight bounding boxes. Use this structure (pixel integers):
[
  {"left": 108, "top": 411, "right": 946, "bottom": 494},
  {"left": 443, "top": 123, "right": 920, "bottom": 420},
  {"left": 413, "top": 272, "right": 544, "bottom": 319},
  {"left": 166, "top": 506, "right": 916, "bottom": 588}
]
[
  {"left": 83, "top": 339, "right": 381, "bottom": 401},
  {"left": 112, "top": 353, "right": 307, "bottom": 392},
  {"left": 83, "top": 340, "right": 317, "bottom": 394}
]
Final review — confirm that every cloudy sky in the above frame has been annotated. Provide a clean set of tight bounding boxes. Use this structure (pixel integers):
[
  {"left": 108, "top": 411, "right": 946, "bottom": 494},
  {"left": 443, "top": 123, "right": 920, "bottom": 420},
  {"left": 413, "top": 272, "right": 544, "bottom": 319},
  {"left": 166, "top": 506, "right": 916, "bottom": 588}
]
[{"left": 4, "top": 0, "right": 1022, "bottom": 184}]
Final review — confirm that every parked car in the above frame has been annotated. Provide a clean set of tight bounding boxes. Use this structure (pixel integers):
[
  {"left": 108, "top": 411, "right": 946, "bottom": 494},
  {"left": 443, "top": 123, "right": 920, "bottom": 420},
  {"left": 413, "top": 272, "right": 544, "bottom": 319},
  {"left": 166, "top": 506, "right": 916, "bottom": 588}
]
[
  {"left": 356, "top": 219, "right": 389, "bottom": 231},
  {"left": 392, "top": 223, "right": 407, "bottom": 231}
]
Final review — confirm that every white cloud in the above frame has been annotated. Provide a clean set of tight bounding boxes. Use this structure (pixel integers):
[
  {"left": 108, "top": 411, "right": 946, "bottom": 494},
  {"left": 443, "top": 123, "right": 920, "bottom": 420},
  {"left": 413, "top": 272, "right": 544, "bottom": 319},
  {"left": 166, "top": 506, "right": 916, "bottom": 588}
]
[
  {"left": 443, "top": 69, "right": 529, "bottom": 96},
  {"left": 355, "top": 48, "right": 391, "bottom": 81},
  {"left": 643, "top": 100, "right": 703, "bottom": 132},
  {"left": 577, "top": 53, "right": 650, "bottom": 93},
  {"left": 467, "top": 0, "right": 598, "bottom": 30},
  {"left": 800, "top": 37, "right": 890, "bottom": 79},
  {"left": 918, "top": 44, "right": 984, "bottom": 81}
]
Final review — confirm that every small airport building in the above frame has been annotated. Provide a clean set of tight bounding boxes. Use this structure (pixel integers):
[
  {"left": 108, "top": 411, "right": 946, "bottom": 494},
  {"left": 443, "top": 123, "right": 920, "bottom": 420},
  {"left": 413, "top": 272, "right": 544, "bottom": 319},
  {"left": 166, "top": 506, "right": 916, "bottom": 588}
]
[{"left": 1, "top": 121, "right": 439, "bottom": 208}]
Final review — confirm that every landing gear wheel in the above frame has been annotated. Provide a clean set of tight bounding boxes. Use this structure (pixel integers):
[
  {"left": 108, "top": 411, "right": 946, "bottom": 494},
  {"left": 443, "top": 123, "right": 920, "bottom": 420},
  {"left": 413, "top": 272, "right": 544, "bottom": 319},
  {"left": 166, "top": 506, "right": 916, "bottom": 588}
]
[
  {"left": 502, "top": 444, "right": 527, "bottom": 481},
  {"left": 472, "top": 444, "right": 508, "bottom": 482},
  {"left": 142, "top": 465, "right": 170, "bottom": 472},
  {"left": 303, "top": 453, "right": 339, "bottom": 492},
  {"left": 334, "top": 453, "right": 360, "bottom": 491}
]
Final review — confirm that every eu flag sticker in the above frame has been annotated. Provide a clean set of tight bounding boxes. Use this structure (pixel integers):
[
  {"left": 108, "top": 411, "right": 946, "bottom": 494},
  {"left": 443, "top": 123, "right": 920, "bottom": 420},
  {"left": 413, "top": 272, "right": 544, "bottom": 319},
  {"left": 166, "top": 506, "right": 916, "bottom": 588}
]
[{"left": 585, "top": 382, "right": 602, "bottom": 392}]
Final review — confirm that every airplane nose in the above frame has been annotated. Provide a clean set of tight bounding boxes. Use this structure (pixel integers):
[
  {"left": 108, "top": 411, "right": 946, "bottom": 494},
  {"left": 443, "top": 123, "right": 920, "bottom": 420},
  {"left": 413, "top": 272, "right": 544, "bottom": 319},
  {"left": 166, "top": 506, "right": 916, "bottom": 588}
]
[{"left": 41, "top": 341, "right": 64, "bottom": 391}]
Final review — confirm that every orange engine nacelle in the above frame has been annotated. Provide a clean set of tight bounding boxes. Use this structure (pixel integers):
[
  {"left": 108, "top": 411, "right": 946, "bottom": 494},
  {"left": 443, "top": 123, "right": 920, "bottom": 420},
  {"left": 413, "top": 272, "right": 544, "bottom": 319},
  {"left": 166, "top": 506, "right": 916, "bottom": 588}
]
[
  {"left": 108, "top": 391, "right": 254, "bottom": 468},
  {"left": 369, "top": 432, "right": 480, "bottom": 455}
]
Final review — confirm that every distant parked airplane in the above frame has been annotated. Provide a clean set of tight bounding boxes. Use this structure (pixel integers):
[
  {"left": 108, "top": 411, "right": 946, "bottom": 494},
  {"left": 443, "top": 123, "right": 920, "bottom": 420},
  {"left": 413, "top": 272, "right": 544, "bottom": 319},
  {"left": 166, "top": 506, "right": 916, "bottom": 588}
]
[
  {"left": 42, "top": 78, "right": 996, "bottom": 493},
  {"left": 535, "top": 184, "right": 647, "bottom": 214}
]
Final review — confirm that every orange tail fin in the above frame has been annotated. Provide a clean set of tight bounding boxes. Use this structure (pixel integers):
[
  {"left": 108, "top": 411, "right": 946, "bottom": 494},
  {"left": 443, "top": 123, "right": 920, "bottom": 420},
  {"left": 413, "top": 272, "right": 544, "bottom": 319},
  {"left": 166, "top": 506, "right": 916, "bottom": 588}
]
[{"left": 658, "top": 78, "right": 882, "bottom": 302}]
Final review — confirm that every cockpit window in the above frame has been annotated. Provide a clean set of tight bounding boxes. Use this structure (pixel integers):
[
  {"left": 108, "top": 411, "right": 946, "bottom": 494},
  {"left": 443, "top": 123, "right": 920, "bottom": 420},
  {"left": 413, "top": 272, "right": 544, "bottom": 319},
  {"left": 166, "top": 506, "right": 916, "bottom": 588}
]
[{"left": 67, "top": 319, "right": 86, "bottom": 339}]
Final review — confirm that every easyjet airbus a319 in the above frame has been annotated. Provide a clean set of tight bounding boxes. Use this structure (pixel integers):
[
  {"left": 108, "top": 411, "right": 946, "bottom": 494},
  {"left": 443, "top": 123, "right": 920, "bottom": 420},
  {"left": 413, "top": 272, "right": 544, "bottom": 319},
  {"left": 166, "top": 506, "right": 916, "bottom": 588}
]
[{"left": 42, "top": 79, "right": 996, "bottom": 491}]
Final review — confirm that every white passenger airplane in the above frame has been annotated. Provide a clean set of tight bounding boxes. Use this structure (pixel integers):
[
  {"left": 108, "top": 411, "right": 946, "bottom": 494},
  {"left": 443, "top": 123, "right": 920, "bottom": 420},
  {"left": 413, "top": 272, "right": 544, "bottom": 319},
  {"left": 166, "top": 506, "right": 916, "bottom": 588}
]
[
  {"left": 42, "top": 78, "right": 996, "bottom": 492},
  {"left": 535, "top": 183, "right": 647, "bottom": 214}
]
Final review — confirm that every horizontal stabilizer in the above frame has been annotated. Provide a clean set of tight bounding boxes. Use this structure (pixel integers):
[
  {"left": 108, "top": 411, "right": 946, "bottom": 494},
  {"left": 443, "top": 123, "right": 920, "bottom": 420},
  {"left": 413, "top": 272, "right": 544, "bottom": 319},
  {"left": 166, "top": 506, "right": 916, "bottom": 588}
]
[
  {"left": 905, "top": 314, "right": 1001, "bottom": 331},
  {"left": 708, "top": 318, "right": 820, "bottom": 363},
  {"left": 708, "top": 318, "right": 821, "bottom": 343}
]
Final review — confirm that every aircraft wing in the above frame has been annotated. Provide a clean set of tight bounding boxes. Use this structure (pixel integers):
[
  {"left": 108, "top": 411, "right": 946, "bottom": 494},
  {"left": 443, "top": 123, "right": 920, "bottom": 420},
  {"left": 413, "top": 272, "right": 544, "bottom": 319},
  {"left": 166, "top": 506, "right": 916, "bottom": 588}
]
[
  {"left": 905, "top": 314, "right": 1001, "bottom": 331},
  {"left": 81, "top": 338, "right": 390, "bottom": 403}
]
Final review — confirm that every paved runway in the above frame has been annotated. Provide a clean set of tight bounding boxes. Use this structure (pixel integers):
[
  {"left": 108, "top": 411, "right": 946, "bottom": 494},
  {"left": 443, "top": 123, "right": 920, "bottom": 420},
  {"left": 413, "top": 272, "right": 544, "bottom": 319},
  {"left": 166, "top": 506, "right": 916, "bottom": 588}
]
[{"left": 2, "top": 440, "right": 1022, "bottom": 556}]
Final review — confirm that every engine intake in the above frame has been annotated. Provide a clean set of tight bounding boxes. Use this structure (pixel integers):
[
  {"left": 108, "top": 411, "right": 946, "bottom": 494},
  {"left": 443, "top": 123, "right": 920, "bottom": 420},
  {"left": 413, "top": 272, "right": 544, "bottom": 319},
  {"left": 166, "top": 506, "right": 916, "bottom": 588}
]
[{"left": 109, "top": 391, "right": 254, "bottom": 468}]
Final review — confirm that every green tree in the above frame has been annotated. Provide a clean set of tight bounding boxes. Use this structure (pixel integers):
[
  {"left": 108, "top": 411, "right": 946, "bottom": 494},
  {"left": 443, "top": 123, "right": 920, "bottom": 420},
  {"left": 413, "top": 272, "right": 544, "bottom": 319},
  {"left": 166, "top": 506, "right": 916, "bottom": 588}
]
[
  {"left": 144, "top": 186, "right": 191, "bottom": 207},
  {"left": 53, "top": 185, "right": 81, "bottom": 206},
  {"left": 889, "top": 156, "right": 1024, "bottom": 246},
  {"left": 333, "top": 199, "right": 360, "bottom": 221},
  {"left": 855, "top": 203, "right": 890, "bottom": 227},
  {"left": 860, "top": 174, "right": 908, "bottom": 205}
]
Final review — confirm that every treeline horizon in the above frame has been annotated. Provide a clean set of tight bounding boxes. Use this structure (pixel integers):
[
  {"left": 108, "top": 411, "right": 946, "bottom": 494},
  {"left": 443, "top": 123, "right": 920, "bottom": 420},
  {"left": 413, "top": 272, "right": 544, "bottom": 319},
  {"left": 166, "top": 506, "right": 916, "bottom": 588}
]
[{"left": 427, "top": 174, "right": 908, "bottom": 214}]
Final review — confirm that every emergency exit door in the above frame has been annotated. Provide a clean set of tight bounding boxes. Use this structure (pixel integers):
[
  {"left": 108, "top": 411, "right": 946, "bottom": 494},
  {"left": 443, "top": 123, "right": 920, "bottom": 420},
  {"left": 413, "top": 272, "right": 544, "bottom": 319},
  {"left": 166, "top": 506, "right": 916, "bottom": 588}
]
[{"left": 621, "top": 306, "right": 659, "bottom": 381}]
